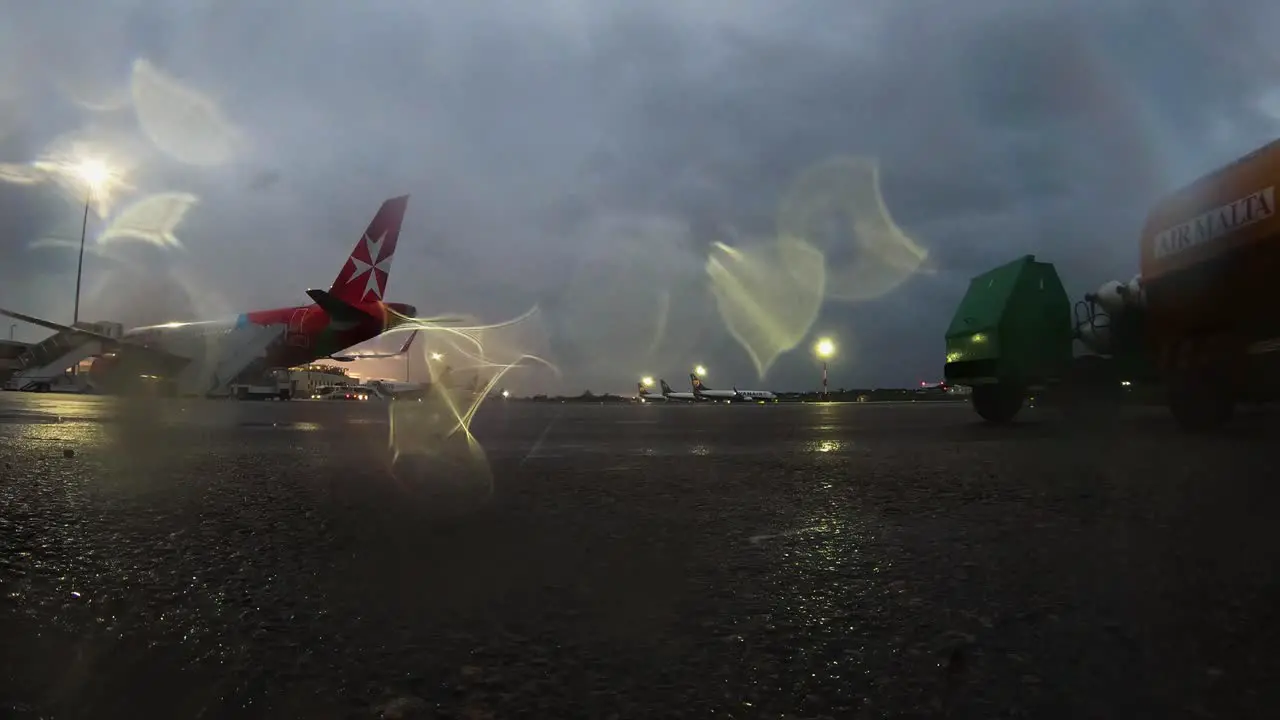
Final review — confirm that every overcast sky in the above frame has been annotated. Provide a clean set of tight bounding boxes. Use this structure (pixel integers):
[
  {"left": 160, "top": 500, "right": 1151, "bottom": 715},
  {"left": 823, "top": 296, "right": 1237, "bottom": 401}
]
[{"left": 2, "top": 0, "right": 1279, "bottom": 393}]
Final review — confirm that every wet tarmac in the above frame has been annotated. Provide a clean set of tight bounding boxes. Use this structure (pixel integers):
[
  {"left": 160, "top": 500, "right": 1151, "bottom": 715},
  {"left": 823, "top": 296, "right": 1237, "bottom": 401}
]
[{"left": 2, "top": 394, "right": 1280, "bottom": 718}]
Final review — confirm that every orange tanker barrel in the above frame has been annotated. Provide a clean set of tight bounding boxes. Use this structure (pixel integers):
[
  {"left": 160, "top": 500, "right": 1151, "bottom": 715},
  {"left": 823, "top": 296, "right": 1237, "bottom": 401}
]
[{"left": 1139, "top": 138, "right": 1280, "bottom": 360}]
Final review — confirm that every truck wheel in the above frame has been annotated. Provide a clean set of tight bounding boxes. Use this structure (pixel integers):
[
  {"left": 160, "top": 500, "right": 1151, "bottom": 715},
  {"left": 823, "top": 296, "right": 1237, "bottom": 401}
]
[
  {"left": 1168, "top": 371, "right": 1234, "bottom": 432},
  {"left": 972, "top": 383, "right": 1023, "bottom": 424}
]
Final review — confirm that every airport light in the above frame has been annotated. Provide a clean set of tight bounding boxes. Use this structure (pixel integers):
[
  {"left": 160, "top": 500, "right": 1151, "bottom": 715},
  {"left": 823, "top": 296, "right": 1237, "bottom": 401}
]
[
  {"left": 814, "top": 337, "right": 836, "bottom": 400},
  {"left": 641, "top": 376, "right": 654, "bottom": 387},
  {"left": 501, "top": 389, "right": 510, "bottom": 399},
  {"left": 694, "top": 365, "right": 707, "bottom": 377},
  {"left": 430, "top": 352, "right": 444, "bottom": 361},
  {"left": 73, "top": 158, "right": 112, "bottom": 192}
]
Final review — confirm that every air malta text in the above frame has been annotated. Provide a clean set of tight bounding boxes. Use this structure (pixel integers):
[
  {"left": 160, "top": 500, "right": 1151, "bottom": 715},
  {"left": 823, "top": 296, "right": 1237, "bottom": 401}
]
[{"left": 1153, "top": 186, "right": 1275, "bottom": 260}]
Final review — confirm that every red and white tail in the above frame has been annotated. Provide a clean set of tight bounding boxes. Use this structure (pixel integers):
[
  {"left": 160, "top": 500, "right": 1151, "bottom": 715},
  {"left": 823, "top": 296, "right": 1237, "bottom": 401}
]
[{"left": 330, "top": 195, "right": 410, "bottom": 304}]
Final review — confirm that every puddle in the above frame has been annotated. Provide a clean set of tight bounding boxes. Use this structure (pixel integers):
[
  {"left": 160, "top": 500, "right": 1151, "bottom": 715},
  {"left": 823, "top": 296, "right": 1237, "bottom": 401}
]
[
  {"left": 235, "top": 421, "right": 322, "bottom": 432},
  {"left": 748, "top": 524, "right": 830, "bottom": 545}
]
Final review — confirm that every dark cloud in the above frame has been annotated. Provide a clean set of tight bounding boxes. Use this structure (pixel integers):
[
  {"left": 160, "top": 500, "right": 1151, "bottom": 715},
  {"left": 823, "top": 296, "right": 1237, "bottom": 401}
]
[{"left": 2, "top": 1, "right": 1280, "bottom": 388}]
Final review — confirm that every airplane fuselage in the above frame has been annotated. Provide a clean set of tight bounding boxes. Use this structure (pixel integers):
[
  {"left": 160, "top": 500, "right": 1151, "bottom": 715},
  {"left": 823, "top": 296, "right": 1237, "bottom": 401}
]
[
  {"left": 656, "top": 381, "right": 699, "bottom": 402},
  {"left": 730, "top": 389, "right": 778, "bottom": 402},
  {"left": 689, "top": 373, "right": 777, "bottom": 402},
  {"left": 94, "top": 299, "right": 417, "bottom": 381}
]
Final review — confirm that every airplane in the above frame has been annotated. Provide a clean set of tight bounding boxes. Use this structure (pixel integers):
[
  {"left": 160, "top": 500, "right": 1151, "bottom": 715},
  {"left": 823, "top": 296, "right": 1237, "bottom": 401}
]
[
  {"left": 368, "top": 363, "right": 482, "bottom": 401},
  {"left": 328, "top": 329, "right": 418, "bottom": 362},
  {"left": 0, "top": 194, "right": 431, "bottom": 395},
  {"left": 636, "top": 381, "right": 669, "bottom": 402},
  {"left": 659, "top": 378, "right": 699, "bottom": 402},
  {"left": 690, "top": 372, "right": 777, "bottom": 403},
  {"left": 916, "top": 380, "right": 952, "bottom": 393}
]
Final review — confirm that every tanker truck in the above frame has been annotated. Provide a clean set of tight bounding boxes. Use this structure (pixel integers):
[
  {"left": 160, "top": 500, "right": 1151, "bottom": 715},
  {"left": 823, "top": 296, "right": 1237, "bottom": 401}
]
[{"left": 943, "top": 137, "right": 1280, "bottom": 431}]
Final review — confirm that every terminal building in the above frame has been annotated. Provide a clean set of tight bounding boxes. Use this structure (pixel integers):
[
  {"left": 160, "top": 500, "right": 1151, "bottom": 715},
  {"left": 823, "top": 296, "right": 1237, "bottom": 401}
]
[{"left": 286, "top": 364, "right": 356, "bottom": 396}]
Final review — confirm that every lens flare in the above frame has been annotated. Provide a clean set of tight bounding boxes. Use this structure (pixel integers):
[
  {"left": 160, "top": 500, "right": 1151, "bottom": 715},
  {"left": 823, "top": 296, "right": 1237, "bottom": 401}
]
[
  {"left": 777, "top": 155, "right": 929, "bottom": 302},
  {"left": 379, "top": 305, "right": 558, "bottom": 509}
]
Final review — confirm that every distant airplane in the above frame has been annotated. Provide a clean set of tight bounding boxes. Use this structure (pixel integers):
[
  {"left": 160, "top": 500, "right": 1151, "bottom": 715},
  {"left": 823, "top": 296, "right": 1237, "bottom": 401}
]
[
  {"left": 917, "top": 380, "right": 951, "bottom": 393},
  {"left": 0, "top": 195, "right": 451, "bottom": 394},
  {"left": 636, "top": 382, "right": 668, "bottom": 402},
  {"left": 659, "top": 378, "right": 698, "bottom": 402},
  {"left": 690, "top": 372, "right": 777, "bottom": 403},
  {"left": 369, "top": 363, "right": 481, "bottom": 400}
]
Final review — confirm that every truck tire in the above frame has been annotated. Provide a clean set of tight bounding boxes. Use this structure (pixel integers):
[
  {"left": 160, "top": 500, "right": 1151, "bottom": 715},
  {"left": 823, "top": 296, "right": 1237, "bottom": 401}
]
[
  {"left": 972, "top": 383, "right": 1023, "bottom": 424},
  {"left": 1167, "top": 370, "right": 1234, "bottom": 432}
]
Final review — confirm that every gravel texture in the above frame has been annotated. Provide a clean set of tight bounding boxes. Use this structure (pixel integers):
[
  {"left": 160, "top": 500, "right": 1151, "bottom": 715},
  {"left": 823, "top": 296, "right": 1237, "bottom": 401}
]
[{"left": 2, "top": 395, "right": 1280, "bottom": 719}]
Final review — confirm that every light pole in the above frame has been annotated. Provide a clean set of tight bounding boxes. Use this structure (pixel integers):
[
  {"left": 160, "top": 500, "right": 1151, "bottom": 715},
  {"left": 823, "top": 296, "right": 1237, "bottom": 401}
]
[
  {"left": 69, "top": 158, "right": 112, "bottom": 327},
  {"left": 7, "top": 324, "right": 15, "bottom": 341},
  {"left": 73, "top": 197, "right": 90, "bottom": 326},
  {"left": 814, "top": 337, "right": 835, "bottom": 401}
]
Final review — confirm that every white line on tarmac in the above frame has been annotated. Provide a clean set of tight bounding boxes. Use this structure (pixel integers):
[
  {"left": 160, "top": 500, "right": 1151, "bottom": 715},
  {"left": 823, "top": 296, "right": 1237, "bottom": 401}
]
[{"left": 521, "top": 408, "right": 564, "bottom": 464}]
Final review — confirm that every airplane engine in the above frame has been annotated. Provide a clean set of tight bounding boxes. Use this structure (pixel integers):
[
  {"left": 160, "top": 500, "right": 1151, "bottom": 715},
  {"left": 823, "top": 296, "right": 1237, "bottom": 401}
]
[{"left": 89, "top": 352, "right": 174, "bottom": 395}]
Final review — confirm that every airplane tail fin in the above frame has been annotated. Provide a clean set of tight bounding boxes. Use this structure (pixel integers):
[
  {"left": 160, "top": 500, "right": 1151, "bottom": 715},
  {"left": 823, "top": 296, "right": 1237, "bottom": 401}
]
[
  {"left": 637, "top": 382, "right": 647, "bottom": 396},
  {"left": 330, "top": 195, "right": 410, "bottom": 304},
  {"left": 660, "top": 379, "right": 674, "bottom": 395},
  {"left": 690, "top": 372, "right": 708, "bottom": 392}
]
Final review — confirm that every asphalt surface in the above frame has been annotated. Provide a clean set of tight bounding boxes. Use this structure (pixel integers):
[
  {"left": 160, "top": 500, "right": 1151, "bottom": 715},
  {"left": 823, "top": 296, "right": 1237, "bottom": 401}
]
[{"left": 2, "top": 394, "right": 1280, "bottom": 719}]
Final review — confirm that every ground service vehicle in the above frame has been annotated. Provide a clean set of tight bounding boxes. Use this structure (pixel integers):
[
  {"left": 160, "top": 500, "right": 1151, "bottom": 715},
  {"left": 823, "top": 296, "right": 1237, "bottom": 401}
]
[
  {"left": 944, "top": 138, "right": 1280, "bottom": 432},
  {"left": 230, "top": 368, "right": 292, "bottom": 401}
]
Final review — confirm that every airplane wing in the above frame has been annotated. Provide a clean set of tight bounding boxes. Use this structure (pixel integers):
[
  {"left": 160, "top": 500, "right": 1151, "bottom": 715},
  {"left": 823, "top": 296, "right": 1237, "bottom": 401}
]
[
  {"left": 0, "top": 306, "right": 190, "bottom": 365},
  {"left": 328, "top": 330, "right": 419, "bottom": 361},
  {"left": 397, "top": 329, "right": 419, "bottom": 354},
  {"left": 0, "top": 306, "right": 111, "bottom": 339},
  {"left": 397, "top": 316, "right": 468, "bottom": 327},
  {"left": 3, "top": 305, "right": 286, "bottom": 396}
]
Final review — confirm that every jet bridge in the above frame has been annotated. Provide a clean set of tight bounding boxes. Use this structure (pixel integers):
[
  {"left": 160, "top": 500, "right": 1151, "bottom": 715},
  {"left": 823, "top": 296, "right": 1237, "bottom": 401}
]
[{"left": 3, "top": 321, "right": 123, "bottom": 392}]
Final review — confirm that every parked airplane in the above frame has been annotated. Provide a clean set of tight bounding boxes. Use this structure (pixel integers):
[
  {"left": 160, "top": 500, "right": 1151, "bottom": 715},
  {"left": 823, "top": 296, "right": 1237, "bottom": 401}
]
[
  {"left": 659, "top": 378, "right": 699, "bottom": 402},
  {"left": 369, "top": 363, "right": 484, "bottom": 401},
  {"left": 0, "top": 195, "right": 437, "bottom": 395},
  {"left": 690, "top": 372, "right": 778, "bottom": 403},
  {"left": 636, "top": 382, "right": 668, "bottom": 402}
]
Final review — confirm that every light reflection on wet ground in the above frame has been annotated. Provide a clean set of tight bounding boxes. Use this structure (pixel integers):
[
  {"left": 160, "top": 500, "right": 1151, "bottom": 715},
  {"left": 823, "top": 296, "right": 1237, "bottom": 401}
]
[{"left": 3, "top": 394, "right": 1280, "bottom": 718}]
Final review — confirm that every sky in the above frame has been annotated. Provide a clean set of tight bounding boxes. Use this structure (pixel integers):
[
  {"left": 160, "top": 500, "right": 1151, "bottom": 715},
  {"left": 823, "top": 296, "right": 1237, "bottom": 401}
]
[{"left": 2, "top": 0, "right": 1280, "bottom": 394}]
